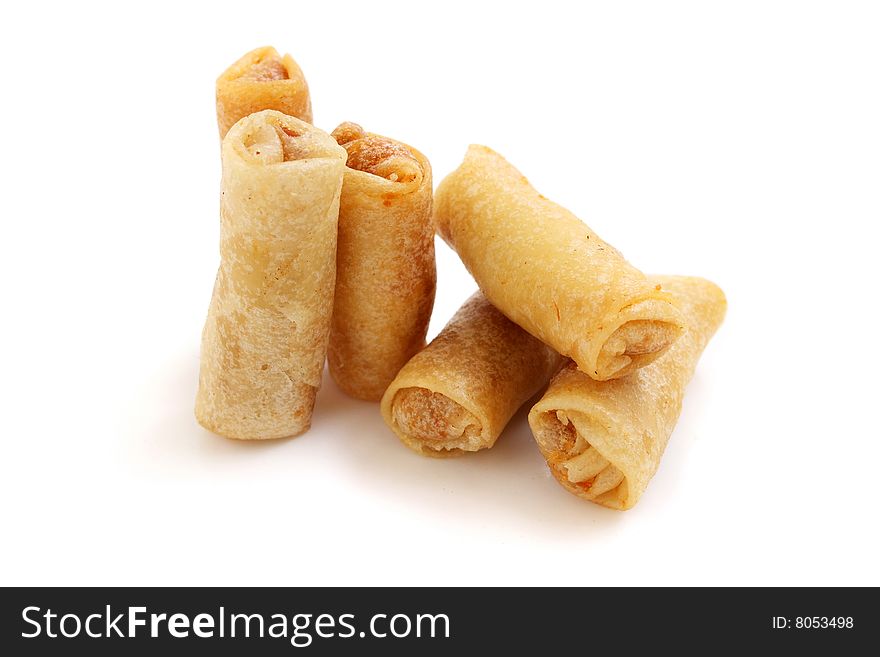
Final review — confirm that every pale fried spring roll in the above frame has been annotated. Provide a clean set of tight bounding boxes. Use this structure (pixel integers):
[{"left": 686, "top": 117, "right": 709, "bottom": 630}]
[
  {"left": 528, "top": 276, "right": 726, "bottom": 509},
  {"left": 434, "top": 145, "right": 685, "bottom": 381},
  {"left": 216, "top": 46, "right": 313, "bottom": 138},
  {"left": 195, "top": 111, "right": 347, "bottom": 440},
  {"left": 327, "top": 122, "right": 436, "bottom": 401},
  {"left": 381, "top": 293, "right": 564, "bottom": 456}
]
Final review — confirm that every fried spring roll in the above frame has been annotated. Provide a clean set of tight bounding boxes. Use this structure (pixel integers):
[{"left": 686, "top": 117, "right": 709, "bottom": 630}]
[
  {"left": 528, "top": 276, "right": 726, "bottom": 509},
  {"left": 216, "top": 46, "right": 313, "bottom": 138},
  {"left": 433, "top": 145, "right": 685, "bottom": 381},
  {"left": 195, "top": 111, "right": 346, "bottom": 440},
  {"left": 328, "top": 122, "right": 436, "bottom": 401},
  {"left": 381, "top": 293, "right": 563, "bottom": 456}
]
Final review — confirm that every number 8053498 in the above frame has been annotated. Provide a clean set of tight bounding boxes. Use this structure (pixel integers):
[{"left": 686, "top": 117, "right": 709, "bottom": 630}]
[{"left": 772, "top": 617, "right": 854, "bottom": 629}]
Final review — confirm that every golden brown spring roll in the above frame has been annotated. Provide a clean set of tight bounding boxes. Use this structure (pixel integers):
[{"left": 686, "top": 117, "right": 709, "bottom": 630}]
[
  {"left": 216, "top": 46, "right": 313, "bottom": 138},
  {"left": 528, "top": 276, "right": 726, "bottom": 509},
  {"left": 327, "top": 122, "right": 436, "bottom": 401},
  {"left": 434, "top": 145, "right": 685, "bottom": 381},
  {"left": 195, "top": 111, "right": 347, "bottom": 440},
  {"left": 381, "top": 292, "right": 563, "bottom": 456}
]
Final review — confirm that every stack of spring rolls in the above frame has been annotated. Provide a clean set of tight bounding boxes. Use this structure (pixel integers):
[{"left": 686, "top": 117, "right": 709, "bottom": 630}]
[{"left": 196, "top": 47, "right": 726, "bottom": 511}]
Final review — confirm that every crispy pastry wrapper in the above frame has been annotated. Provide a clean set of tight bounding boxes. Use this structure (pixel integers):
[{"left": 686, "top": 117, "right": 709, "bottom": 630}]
[
  {"left": 327, "top": 122, "right": 436, "bottom": 401},
  {"left": 381, "top": 292, "right": 564, "bottom": 456},
  {"left": 528, "top": 276, "right": 726, "bottom": 509},
  {"left": 216, "top": 46, "right": 313, "bottom": 138},
  {"left": 433, "top": 145, "right": 685, "bottom": 381},
  {"left": 195, "top": 110, "right": 347, "bottom": 440}
]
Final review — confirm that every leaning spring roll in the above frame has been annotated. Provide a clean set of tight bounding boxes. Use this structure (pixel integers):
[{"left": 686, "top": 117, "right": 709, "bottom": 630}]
[
  {"left": 433, "top": 145, "right": 685, "bottom": 381},
  {"left": 328, "top": 122, "right": 436, "bottom": 401},
  {"left": 528, "top": 276, "right": 726, "bottom": 509},
  {"left": 195, "top": 110, "right": 347, "bottom": 440},
  {"left": 216, "top": 46, "right": 313, "bottom": 138},
  {"left": 381, "top": 292, "right": 563, "bottom": 456}
]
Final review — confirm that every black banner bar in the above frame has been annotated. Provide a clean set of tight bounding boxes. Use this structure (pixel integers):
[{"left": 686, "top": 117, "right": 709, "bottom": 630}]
[{"left": 0, "top": 587, "right": 872, "bottom": 654}]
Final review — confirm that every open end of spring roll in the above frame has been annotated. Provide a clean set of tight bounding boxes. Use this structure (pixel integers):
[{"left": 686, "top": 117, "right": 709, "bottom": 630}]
[
  {"left": 195, "top": 111, "right": 347, "bottom": 440},
  {"left": 528, "top": 276, "right": 726, "bottom": 509},
  {"left": 381, "top": 292, "right": 563, "bottom": 457},
  {"left": 390, "top": 388, "right": 483, "bottom": 454},
  {"left": 433, "top": 145, "right": 685, "bottom": 381},
  {"left": 592, "top": 299, "right": 686, "bottom": 380},
  {"left": 216, "top": 46, "right": 313, "bottom": 138},
  {"left": 529, "top": 407, "right": 629, "bottom": 504},
  {"left": 332, "top": 122, "right": 423, "bottom": 184},
  {"left": 327, "top": 122, "right": 436, "bottom": 401}
]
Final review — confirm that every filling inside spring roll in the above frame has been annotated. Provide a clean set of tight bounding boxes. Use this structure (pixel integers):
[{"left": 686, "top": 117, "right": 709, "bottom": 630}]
[
  {"left": 230, "top": 49, "right": 296, "bottom": 83},
  {"left": 331, "top": 122, "right": 422, "bottom": 184},
  {"left": 239, "top": 55, "right": 289, "bottom": 81},
  {"left": 237, "top": 121, "right": 329, "bottom": 164},
  {"left": 536, "top": 410, "right": 627, "bottom": 502},
  {"left": 595, "top": 313, "right": 683, "bottom": 380},
  {"left": 390, "top": 388, "right": 483, "bottom": 454}
]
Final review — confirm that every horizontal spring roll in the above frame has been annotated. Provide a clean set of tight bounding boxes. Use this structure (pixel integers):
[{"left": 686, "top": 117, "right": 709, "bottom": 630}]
[
  {"left": 381, "top": 292, "right": 564, "bottom": 456},
  {"left": 327, "top": 122, "right": 436, "bottom": 401},
  {"left": 195, "top": 111, "right": 347, "bottom": 440},
  {"left": 216, "top": 46, "right": 313, "bottom": 138},
  {"left": 528, "top": 276, "right": 726, "bottom": 509},
  {"left": 433, "top": 145, "right": 685, "bottom": 381}
]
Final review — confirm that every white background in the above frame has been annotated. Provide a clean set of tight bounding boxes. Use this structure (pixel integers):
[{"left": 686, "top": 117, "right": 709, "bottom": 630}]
[{"left": 1, "top": 1, "right": 878, "bottom": 586}]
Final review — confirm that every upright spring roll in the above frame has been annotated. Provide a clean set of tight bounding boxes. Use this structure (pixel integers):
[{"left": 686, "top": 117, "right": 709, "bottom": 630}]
[
  {"left": 434, "top": 145, "right": 685, "bottom": 381},
  {"left": 216, "top": 46, "right": 313, "bottom": 138},
  {"left": 528, "top": 276, "right": 726, "bottom": 509},
  {"left": 381, "top": 292, "right": 563, "bottom": 456},
  {"left": 195, "top": 111, "right": 347, "bottom": 440},
  {"left": 328, "top": 122, "right": 436, "bottom": 401}
]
